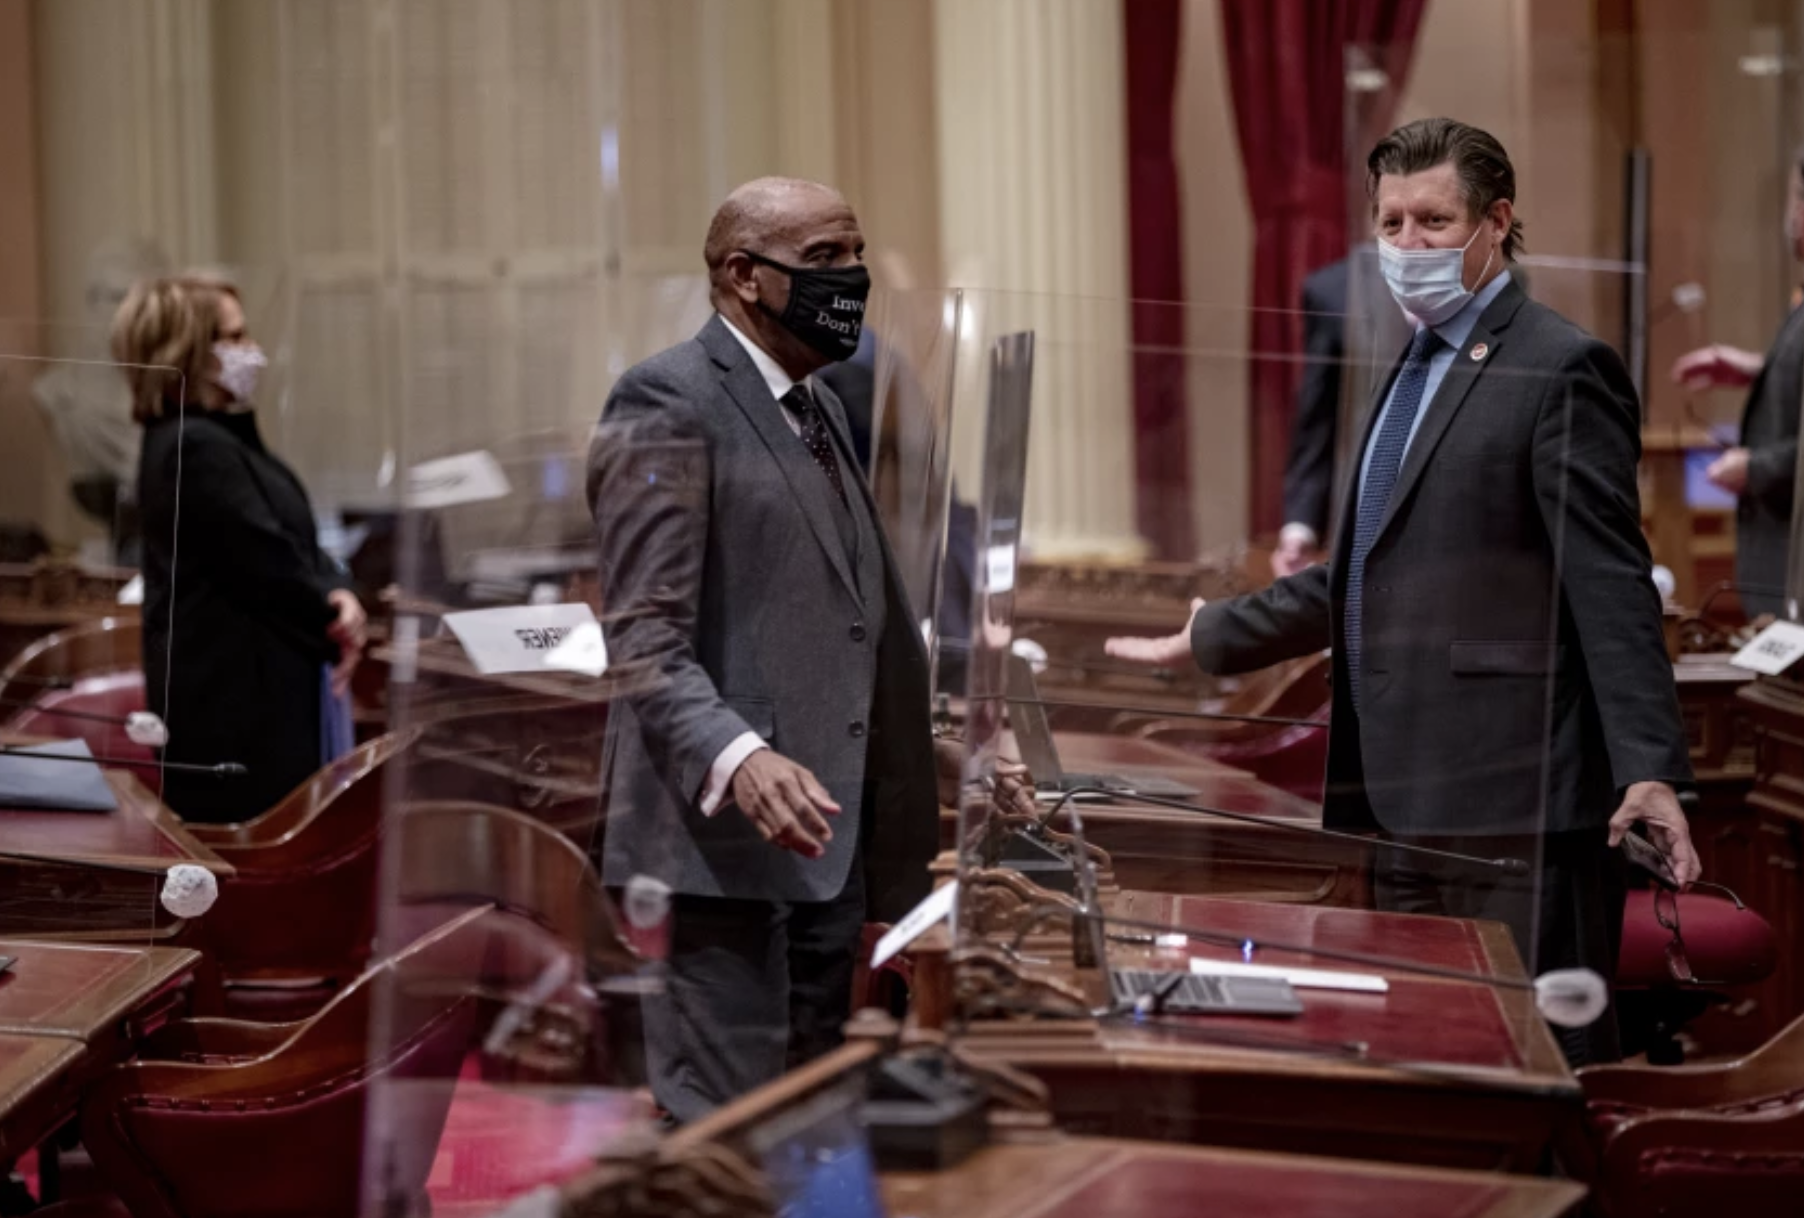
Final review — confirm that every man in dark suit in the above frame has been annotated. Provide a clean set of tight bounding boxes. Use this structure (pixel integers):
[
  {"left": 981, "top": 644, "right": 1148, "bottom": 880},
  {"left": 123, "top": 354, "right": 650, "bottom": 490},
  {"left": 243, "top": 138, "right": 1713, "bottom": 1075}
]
[
  {"left": 1670, "top": 147, "right": 1804, "bottom": 617},
  {"left": 1276, "top": 246, "right": 1411, "bottom": 577},
  {"left": 1108, "top": 119, "right": 1699, "bottom": 1064},
  {"left": 588, "top": 178, "right": 1020, "bottom": 1121}
]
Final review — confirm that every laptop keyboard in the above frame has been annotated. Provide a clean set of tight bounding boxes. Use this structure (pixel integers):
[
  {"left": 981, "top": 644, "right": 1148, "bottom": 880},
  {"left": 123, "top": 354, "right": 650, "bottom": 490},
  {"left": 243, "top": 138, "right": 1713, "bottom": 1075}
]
[{"left": 1110, "top": 968, "right": 1304, "bottom": 1017}]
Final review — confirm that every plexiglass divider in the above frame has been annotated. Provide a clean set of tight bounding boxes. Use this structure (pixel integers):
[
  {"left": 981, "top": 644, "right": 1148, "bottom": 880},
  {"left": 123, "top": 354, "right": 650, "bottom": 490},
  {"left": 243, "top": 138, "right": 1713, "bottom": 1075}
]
[
  {"left": 901, "top": 285, "right": 1616, "bottom": 1083},
  {"left": 0, "top": 343, "right": 195, "bottom": 943}
]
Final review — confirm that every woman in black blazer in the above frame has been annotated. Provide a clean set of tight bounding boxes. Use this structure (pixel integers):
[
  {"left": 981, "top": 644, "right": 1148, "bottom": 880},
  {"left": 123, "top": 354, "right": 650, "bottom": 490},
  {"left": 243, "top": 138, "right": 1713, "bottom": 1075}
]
[{"left": 113, "top": 277, "right": 366, "bottom": 823}]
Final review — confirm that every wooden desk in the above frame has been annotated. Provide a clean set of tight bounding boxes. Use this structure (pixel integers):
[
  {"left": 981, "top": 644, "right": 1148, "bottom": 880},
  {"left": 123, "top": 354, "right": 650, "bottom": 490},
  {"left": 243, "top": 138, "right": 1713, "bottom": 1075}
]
[
  {"left": 547, "top": 1039, "right": 1584, "bottom": 1217},
  {"left": 0, "top": 940, "right": 200, "bottom": 1163},
  {"left": 0, "top": 770, "right": 233, "bottom": 938},
  {"left": 884, "top": 1137, "right": 1585, "bottom": 1218},
  {"left": 0, "top": 941, "right": 198, "bottom": 1040},
  {"left": 0, "top": 1034, "right": 84, "bottom": 1164},
  {"left": 950, "top": 895, "right": 1578, "bottom": 1171}
]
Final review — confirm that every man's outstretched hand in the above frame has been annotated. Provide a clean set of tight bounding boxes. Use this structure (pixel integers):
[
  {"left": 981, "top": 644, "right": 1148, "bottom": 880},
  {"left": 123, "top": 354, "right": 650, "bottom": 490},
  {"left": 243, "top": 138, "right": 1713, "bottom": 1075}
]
[
  {"left": 1104, "top": 597, "right": 1205, "bottom": 669},
  {"left": 730, "top": 750, "right": 840, "bottom": 859}
]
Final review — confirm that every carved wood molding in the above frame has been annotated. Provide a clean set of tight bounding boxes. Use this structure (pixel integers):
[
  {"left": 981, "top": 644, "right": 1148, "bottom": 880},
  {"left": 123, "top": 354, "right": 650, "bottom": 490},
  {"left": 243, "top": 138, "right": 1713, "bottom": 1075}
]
[{"left": 951, "top": 943, "right": 1091, "bottom": 1020}]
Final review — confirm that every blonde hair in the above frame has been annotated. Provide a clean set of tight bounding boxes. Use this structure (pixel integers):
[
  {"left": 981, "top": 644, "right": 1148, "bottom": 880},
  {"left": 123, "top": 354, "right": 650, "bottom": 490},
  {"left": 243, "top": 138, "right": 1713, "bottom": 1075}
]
[{"left": 110, "top": 276, "right": 241, "bottom": 423}]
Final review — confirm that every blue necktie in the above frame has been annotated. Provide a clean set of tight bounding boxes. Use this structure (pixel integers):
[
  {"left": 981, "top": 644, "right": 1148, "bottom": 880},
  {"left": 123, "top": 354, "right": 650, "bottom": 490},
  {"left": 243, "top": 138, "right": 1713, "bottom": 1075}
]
[{"left": 1345, "top": 327, "right": 1440, "bottom": 709}]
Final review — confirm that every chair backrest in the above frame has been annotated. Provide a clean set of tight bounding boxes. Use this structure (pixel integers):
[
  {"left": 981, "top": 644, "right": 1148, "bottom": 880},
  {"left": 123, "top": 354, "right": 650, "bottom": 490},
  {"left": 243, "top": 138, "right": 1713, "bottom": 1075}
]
[
  {"left": 80, "top": 904, "right": 496, "bottom": 1218},
  {"left": 1594, "top": 1096, "right": 1804, "bottom": 1217},
  {"left": 2, "top": 670, "right": 158, "bottom": 791},
  {"left": 0, "top": 615, "right": 141, "bottom": 706},
  {"left": 389, "top": 800, "right": 637, "bottom": 980},
  {"left": 389, "top": 802, "right": 643, "bottom": 1085},
  {"left": 179, "top": 729, "right": 424, "bottom": 981}
]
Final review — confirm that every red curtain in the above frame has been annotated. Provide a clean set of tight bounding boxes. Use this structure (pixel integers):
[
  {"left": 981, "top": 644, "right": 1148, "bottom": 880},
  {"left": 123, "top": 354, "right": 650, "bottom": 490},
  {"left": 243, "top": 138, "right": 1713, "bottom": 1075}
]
[
  {"left": 1124, "top": 0, "right": 1193, "bottom": 560},
  {"left": 1219, "top": 0, "right": 1428, "bottom": 536}
]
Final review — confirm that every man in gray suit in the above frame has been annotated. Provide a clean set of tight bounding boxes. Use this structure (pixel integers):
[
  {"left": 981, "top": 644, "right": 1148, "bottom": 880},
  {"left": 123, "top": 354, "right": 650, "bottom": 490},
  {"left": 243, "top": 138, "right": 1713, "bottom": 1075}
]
[
  {"left": 589, "top": 178, "right": 1009, "bottom": 1121},
  {"left": 1108, "top": 119, "right": 1700, "bottom": 1063}
]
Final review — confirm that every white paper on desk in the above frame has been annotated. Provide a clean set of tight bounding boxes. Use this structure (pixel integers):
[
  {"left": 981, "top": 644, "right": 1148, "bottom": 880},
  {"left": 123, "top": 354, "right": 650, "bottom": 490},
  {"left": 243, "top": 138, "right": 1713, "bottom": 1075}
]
[
  {"left": 1730, "top": 620, "right": 1804, "bottom": 675},
  {"left": 872, "top": 880, "right": 958, "bottom": 970},
  {"left": 1190, "top": 957, "right": 1388, "bottom": 994},
  {"left": 406, "top": 450, "right": 511, "bottom": 509},
  {"left": 442, "top": 604, "right": 606, "bottom": 677}
]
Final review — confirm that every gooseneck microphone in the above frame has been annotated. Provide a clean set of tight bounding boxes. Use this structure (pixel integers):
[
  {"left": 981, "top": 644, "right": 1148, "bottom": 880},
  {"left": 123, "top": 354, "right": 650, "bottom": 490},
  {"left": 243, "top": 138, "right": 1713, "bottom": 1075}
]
[
  {"left": 1037, "top": 786, "right": 1531, "bottom": 877},
  {"left": 1008, "top": 695, "right": 1327, "bottom": 730},
  {"left": 0, "top": 746, "right": 246, "bottom": 779}
]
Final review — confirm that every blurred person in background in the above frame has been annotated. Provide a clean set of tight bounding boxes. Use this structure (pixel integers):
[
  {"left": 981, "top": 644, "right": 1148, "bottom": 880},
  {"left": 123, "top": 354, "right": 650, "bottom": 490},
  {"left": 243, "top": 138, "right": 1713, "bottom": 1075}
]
[
  {"left": 1670, "top": 144, "right": 1804, "bottom": 617},
  {"left": 113, "top": 276, "right": 364, "bottom": 823}
]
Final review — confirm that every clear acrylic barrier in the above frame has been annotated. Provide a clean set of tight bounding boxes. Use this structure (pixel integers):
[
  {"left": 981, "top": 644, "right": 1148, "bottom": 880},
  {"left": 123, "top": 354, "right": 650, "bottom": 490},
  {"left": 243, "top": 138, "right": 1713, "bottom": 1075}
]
[
  {"left": 0, "top": 339, "right": 192, "bottom": 942},
  {"left": 924, "top": 285, "right": 1672, "bottom": 1093},
  {"left": 359, "top": 342, "right": 661, "bottom": 1217}
]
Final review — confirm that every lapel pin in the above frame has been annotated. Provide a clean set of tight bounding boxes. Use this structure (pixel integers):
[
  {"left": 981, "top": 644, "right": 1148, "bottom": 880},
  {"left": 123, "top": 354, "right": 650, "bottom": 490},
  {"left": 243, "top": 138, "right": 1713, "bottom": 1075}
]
[{"left": 1469, "top": 342, "right": 1489, "bottom": 361}]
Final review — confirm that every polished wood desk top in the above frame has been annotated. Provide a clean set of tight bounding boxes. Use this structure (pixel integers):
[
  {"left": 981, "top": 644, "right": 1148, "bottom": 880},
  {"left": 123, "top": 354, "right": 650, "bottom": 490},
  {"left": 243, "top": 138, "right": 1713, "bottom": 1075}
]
[
  {"left": 0, "top": 940, "right": 199, "bottom": 1161},
  {"left": 0, "top": 940, "right": 201, "bottom": 1041},
  {"left": 0, "top": 769, "right": 233, "bottom": 877},
  {"left": 883, "top": 1136, "right": 1585, "bottom": 1218},
  {"left": 985, "top": 894, "right": 1571, "bottom": 1088}
]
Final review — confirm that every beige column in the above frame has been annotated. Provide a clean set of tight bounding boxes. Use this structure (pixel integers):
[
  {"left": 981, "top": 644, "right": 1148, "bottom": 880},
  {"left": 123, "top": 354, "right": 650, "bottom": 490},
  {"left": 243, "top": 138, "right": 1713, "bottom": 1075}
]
[{"left": 933, "top": 0, "right": 1144, "bottom": 562}]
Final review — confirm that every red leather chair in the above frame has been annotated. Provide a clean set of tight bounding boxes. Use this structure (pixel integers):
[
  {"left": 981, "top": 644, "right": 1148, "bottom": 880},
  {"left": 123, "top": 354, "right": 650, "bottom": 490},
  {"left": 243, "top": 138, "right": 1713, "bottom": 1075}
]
[
  {"left": 1614, "top": 887, "right": 1778, "bottom": 1064},
  {"left": 0, "top": 617, "right": 141, "bottom": 706},
  {"left": 0, "top": 618, "right": 155, "bottom": 793},
  {"left": 3, "top": 672, "right": 156, "bottom": 786},
  {"left": 1568, "top": 1013, "right": 1804, "bottom": 1217},
  {"left": 38, "top": 905, "right": 495, "bottom": 1218},
  {"left": 390, "top": 801, "right": 641, "bottom": 1085},
  {"left": 175, "top": 729, "right": 423, "bottom": 1019}
]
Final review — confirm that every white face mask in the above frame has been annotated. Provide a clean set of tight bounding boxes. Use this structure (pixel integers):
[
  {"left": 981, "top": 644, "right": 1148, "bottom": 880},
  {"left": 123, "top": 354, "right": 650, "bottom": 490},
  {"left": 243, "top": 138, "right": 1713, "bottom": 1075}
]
[
  {"left": 211, "top": 342, "right": 267, "bottom": 408},
  {"left": 1377, "top": 223, "right": 1495, "bottom": 326}
]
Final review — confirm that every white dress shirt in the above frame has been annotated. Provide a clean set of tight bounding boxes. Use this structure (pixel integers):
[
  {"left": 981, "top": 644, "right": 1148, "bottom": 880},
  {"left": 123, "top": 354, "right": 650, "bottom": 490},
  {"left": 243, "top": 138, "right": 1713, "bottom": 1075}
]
[{"left": 696, "top": 316, "right": 812, "bottom": 815}]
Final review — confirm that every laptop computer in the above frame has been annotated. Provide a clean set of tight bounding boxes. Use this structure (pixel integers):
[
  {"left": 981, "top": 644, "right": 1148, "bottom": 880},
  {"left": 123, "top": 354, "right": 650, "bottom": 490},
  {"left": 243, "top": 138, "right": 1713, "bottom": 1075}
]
[{"left": 1004, "top": 653, "right": 1200, "bottom": 802}]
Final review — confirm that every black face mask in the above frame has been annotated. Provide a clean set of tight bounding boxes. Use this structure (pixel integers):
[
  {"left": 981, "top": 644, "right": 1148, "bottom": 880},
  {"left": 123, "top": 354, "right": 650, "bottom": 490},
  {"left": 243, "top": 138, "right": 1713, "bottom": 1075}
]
[{"left": 742, "top": 251, "right": 870, "bottom": 361}]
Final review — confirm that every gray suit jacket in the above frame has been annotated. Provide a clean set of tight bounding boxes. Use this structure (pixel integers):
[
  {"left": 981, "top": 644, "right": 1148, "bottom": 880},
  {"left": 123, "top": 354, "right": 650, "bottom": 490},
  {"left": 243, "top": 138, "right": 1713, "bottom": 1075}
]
[
  {"left": 587, "top": 316, "right": 938, "bottom": 920},
  {"left": 1194, "top": 277, "right": 1692, "bottom": 837},
  {"left": 1735, "top": 303, "right": 1804, "bottom": 616}
]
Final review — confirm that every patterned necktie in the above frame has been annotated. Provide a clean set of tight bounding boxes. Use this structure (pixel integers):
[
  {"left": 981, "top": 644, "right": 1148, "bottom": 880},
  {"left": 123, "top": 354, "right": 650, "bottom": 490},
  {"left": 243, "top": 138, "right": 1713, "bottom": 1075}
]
[
  {"left": 784, "top": 384, "right": 848, "bottom": 508},
  {"left": 1344, "top": 327, "right": 1441, "bottom": 709}
]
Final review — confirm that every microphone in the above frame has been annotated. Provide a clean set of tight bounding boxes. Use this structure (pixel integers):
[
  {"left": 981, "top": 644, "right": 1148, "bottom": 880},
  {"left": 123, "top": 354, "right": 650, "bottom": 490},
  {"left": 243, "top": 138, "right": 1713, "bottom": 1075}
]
[
  {"left": 0, "top": 746, "right": 245, "bottom": 778},
  {"left": 1037, "top": 786, "right": 1531, "bottom": 877},
  {"left": 1008, "top": 695, "right": 1326, "bottom": 731},
  {"left": 0, "top": 698, "right": 169, "bottom": 746}
]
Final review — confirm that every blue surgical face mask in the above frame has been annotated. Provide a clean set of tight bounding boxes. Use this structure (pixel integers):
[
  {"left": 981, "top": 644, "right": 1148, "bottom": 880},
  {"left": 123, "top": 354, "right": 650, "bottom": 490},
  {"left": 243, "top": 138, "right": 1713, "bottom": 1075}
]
[{"left": 1377, "top": 223, "right": 1495, "bottom": 326}]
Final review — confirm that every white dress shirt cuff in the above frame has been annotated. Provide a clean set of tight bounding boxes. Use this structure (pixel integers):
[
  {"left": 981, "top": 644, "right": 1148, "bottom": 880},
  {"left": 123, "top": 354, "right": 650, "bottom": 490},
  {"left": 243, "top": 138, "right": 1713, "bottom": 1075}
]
[
  {"left": 699, "top": 732, "right": 768, "bottom": 816},
  {"left": 1279, "top": 522, "right": 1319, "bottom": 549}
]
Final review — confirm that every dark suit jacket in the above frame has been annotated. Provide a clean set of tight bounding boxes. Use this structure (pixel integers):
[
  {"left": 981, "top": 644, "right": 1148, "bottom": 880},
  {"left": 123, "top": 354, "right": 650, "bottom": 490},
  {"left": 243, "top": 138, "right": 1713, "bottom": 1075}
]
[
  {"left": 138, "top": 412, "right": 347, "bottom": 822},
  {"left": 587, "top": 316, "right": 938, "bottom": 921},
  {"left": 1194, "top": 277, "right": 1691, "bottom": 837},
  {"left": 1735, "top": 304, "right": 1804, "bottom": 616}
]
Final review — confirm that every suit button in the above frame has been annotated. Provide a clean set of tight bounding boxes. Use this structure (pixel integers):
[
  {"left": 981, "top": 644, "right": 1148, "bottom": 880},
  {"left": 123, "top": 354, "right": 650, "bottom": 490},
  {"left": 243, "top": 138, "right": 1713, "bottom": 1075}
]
[
  {"left": 849, "top": 720, "right": 866, "bottom": 738},
  {"left": 850, "top": 623, "right": 867, "bottom": 642}
]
